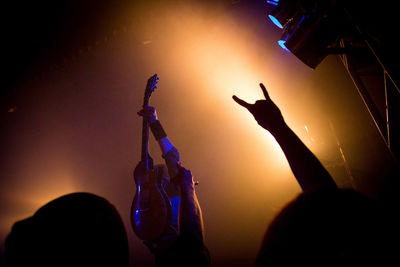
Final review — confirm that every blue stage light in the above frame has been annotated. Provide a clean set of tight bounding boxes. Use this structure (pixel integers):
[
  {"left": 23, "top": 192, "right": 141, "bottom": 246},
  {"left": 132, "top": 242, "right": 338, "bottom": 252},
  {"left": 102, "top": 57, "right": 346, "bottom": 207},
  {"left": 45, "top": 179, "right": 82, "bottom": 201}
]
[
  {"left": 278, "top": 40, "right": 291, "bottom": 52},
  {"left": 268, "top": 15, "right": 283, "bottom": 29},
  {"left": 266, "top": 0, "right": 279, "bottom": 6}
]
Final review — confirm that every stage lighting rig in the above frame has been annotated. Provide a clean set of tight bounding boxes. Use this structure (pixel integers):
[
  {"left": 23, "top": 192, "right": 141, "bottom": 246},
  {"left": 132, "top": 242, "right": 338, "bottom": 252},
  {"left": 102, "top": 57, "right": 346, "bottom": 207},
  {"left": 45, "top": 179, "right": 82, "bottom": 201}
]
[
  {"left": 267, "top": 0, "right": 303, "bottom": 29},
  {"left": 267, "top": 0, "right": 400, "bottom": 160},
  {"left": 267, "top": 0, "right": 347, "bottom": 69}
]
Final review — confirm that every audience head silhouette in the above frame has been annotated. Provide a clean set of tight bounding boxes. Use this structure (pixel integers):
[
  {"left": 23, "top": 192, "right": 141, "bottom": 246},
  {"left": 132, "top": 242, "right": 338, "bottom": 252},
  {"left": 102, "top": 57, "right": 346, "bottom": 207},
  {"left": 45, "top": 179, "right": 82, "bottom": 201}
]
[
  {"left": 5, "top": 192, "right": 129, "bottom": 267},
  {"left": 255, "top": 188, "right": 392, "bottom": 266}
]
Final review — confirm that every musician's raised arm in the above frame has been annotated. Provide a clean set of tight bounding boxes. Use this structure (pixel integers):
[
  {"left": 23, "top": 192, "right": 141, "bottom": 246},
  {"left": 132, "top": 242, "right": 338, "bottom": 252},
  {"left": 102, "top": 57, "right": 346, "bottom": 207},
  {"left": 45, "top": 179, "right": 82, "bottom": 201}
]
[
  {"left": 138, "top": 105, "right": 180, "bottom": 179},
  {"left": 137, "top": 103, "right": 210, "bottom": 266}
]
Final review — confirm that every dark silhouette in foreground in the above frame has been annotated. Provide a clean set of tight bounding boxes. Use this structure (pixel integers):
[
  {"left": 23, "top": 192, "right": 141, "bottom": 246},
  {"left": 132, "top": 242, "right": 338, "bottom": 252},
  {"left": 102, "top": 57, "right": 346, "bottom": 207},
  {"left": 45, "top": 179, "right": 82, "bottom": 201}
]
[
  {"left": 233, "top": 83, "right": 396, "bottom": 265},
  {"left": 5, "top": 192, "right": 129, "bottom": 267}
]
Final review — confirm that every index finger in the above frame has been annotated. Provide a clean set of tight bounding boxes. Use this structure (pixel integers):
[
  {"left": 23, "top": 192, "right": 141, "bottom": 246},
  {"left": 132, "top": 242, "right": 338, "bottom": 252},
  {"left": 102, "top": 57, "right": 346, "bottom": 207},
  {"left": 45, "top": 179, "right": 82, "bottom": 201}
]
[
  {"left": 232, "top": 95, "right": 252, "bottom": 109},
  {"left": 259, "top": 83, "right": 271, "bottom": 101}
]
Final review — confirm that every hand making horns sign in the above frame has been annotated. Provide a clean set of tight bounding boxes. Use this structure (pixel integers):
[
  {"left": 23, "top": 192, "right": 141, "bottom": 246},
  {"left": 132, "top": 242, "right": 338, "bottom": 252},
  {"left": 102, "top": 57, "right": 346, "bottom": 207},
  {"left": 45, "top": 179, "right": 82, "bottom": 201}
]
[{"left": 232, "top": 83, "right": 285, "bottom": 133}]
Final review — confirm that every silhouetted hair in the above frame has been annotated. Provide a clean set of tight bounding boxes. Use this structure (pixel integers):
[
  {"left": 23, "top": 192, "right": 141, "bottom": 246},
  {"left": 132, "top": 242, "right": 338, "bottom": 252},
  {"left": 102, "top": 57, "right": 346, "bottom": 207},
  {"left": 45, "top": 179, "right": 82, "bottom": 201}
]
[{"left": 5, "top": 192, "right": 129, "bottom": 267}]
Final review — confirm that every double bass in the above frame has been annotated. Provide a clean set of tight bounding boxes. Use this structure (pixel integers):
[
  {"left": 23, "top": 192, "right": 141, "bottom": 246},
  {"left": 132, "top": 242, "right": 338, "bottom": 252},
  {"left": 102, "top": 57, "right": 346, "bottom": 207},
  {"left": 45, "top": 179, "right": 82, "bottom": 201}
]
[{"left": 131, "top": 74, "right": 172, "bottom": 241}]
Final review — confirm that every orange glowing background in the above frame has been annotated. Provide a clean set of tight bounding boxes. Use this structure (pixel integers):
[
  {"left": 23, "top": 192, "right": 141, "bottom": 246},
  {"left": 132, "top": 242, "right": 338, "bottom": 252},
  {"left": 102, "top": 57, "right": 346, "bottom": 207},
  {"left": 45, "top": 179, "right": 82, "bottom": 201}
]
[{"left": 0, "top": 1, "right": 397, "bottom": 266}]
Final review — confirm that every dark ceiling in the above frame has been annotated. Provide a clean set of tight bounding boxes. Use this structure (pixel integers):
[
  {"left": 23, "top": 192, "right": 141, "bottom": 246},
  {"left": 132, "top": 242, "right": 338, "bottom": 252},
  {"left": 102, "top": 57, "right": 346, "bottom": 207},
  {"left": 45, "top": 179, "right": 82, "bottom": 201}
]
[
  {"left": 2, "top": 0, "right": 129, "bottom": 94},
  {"left": 2, "top": 0, "right": 400, "bottom": 90}
]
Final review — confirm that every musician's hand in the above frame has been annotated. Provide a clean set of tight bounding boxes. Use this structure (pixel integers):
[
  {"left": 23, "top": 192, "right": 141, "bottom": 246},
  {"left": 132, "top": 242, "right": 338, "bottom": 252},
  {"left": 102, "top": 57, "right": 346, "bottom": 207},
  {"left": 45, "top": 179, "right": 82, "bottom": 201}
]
[
  {"left": 137, "top": 105, "right": 158, "bottom": 124},
  {"left": 232, "top": 83, "right": 285, "bottom": 134},
  {"left": 172, "top": 165, "right": 195, "bottom": 189}
]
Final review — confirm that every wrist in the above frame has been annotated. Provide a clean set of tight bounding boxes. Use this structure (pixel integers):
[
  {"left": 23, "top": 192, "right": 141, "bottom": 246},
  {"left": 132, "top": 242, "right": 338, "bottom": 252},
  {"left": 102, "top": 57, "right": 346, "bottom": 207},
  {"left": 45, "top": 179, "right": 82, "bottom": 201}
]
[
  {"left": 150, "top": 120, "right": 167, "bottom": 140},
  {"left": 269, "top": 121, "right": 289, "bottom": 137}
]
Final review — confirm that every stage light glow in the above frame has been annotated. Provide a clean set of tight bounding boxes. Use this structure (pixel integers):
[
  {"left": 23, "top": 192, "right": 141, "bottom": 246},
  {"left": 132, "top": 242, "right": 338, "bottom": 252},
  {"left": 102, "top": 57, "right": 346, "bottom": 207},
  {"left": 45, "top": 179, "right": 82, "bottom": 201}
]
[
  {"left": 268, "top": 15, "right": 283, "bottom": 28},
  {"left": 267, "top": 1, "right": 279, "bottom": 6},
  {"left": 170, "top": 17, "right": 292, "bottom": 172},
  {"left": 11, "top": 172, "right": 78, "bottom": 210},
  {"left": 0, "top": 170, "right": 78, "bottom": 245},
  {"left": 278, "top": 40, "right": 291, "bottom": 52}
]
